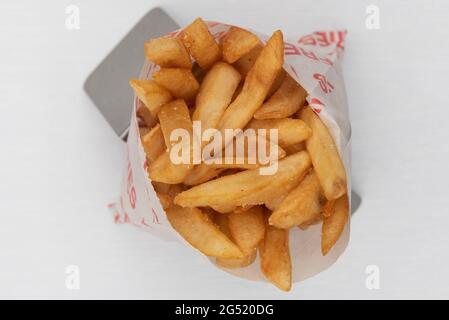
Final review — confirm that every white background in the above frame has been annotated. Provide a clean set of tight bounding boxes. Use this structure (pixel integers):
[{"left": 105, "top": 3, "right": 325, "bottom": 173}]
[{"left": 1, "top": 0, "right": 448, "bottom": 299}]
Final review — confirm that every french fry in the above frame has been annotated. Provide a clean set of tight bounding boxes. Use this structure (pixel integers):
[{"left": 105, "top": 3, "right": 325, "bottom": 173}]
[
  {"left": 222, "top": 26, "right": 261, "bottom": 63},
  {"left": 144, "top": 37, "right": 192, "bottom": 68},
  {"left": 247, "top": 118, "right": 312, "bottom": 148},
  {"left": 218, "top": 31, "right": 284, "bottom": 140},
  {"left": 266, "top": 69, "right": 286, "bottom": 99},
  {"left": 181, "top": 18, "right": 222, "bottom": 70},
  {"left": 137, "top": 105, "right": 157, "bottom": 128},
  {"left": 322, "top": 199, "right": 336, "bottom": 218},
  {"left": 205, "top": 135, "right": 286, "bottom": 170},
  {"left": 321, "top": 195, "right": 349, "bottom": 255},
  {"left": 129, "top": 79, "right": 173, "bottom": 117},
  {"left": 154, "top": 183, "right": 185, "bottom": 209},
  {"left": 254, "top": 75, "right": 307, "bottom": 119},
  {"left": 228, "top": 206, "right": 265, "bottom": 254},
  {"left": 183, "top": 164, "right": 224, "bottom": 186},
  {"left": 269, "top": 171, "right": 326, "bottom": 229},
  {"left": 166, "top": 206, "right": 243, "bottom": 259},
  {"left": 152, "top": 68, "right": 199, "bottom": 101},
  {"left": 260, "top": 223, "right": 291, "bottom": 291},
  {"left": 139, "top": 126, "right": 150, "bottom": 137},
  {"left": 214, "top": 213, "right": 257, "bottom": 268},
  {"left": 158, "top": 99, "right": 192, "bottom": 150},
  {"left": 141, "top": 124, "right": 166, "bottom": 163},
  {"left": 217, "top": 249, "right": 257, "bottom": 268},
  {"left": 300, "top": 108, "right": 347, "bottom": 200},
  {"left": 174, "top": 151, "right": 312, "bottom": 209},
  {"left": 298, "top": 212, "right": 322, "bottom": 230},
  {"left": 232, "top": 44, "right": 263, "bottom": 77},
  {"left": 192, "top": 62, "right": 241, "bottom": 134},
  {"left": 148, "top": 151, "right": 193, "bottom": 184},
  {"left": 283, "top": 142, "right": 306, "bottom": 155}
]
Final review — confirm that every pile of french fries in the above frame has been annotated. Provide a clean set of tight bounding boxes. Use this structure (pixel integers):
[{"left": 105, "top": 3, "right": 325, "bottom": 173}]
[{"left": 130, "top": 18, "right": 349, "bottom": 291}]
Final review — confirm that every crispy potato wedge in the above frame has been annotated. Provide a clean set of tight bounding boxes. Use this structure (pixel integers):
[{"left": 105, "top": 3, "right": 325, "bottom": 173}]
[
  {"left": 269, "top": 171, "right": 326, "bottom": 229},
  {"left": 300, "top": 108, "right": 347, "bottom": 200},
  {"left": 155, "top": 184, "right": 185, "bottom": 209},
  {"left": 322, "top": 199, "right": 336, "bottom": 218},
  {"left": 139, "top": 126, "right": 150, "bottom": 137},
  {"left": 217, "top": 249, "right": 257, "bottom": 268},
  {"left": 247, "top": 118, "right": 312, "bottom": 148},
  {"left": 152, "top": 68, "right": 199, "bottom": 101},
  {"left": 166, "top": 206, "right": 243, "bottom": 259},
  {"left": 183, "top": 164, "right": 225, "bottom": 186},
  {"left": 222, "top": 26, "right": 261, "bottom": 63},
  {"left": 254, "top": 75, "right": 307, "bottom": 119},
  {"left": 298, "top": 212, "right": 322, "bottom": 230},
  {"left": 148, "top": 151, "right": 193, "bottom": 184},
  {"left": 265, "top": 69, "right": 287, "bottom": 99},
  {"left": 283, "top": 142, "right": 306, "bottom": 155},
  {"left": 144, "top": 37, "right": 191, "bottom": 68},
  {"left": 204, "top": 131, "right": 286, "bottom": 170},
  {"left": 214, "top": 213, "right": 257, "bottom": 268},
  {"left": 192, "top": 62, "right": 241, "bottom": 134},
  {"left": 228, "top": 206, "right": 265, "bottom": 254},
  {"left": 141, "top": 124, "right": 166, "bottom": 163},
  {"left": 232, "top": 43, "right": 263, "bottom": 77},
  {"left": 321, "top": 195, "right": 349, "bottom": 255},
  {"left": 181, "top": 18, "right": 222, "bottom": 70},
  {"left": 218, "top": 31, "right": 284, "bottom": 140},
  {"left": 174, "top": 151, "right": 312, "bottom": 209},
  {"left": 158, "top": 99, "right": 192, "bottom": 150},
  {"left": 260, "top": 223, "right": 291, "bottom": 291},
  {"left": 137, "top": 105, "right": 156, "bottom": 128},
  {"left": 129, "top": 79, "right": 173, "bottom": 118}
]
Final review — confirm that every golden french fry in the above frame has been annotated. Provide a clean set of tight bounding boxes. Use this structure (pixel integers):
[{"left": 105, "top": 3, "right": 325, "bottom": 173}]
[
  {"left": 300, "top": 108, "right": 347, "bottom": 200},
  {"left": 322, "top": 199, "right": 336, "bottom": 218},
  {"left": 254, "top": 75, "right": 307, "bottom": 119},
  {"left": 321, "top": 195, "right": 349, "bottom": 255},
  {"left": 222, "top": 26, "right": 261, "bottom": 63},
  {"left": 155, "top": 183, "right": 185, "bottom": 209},
  {"left": 298, "top": 212, "right": 322, "bottom": 230},
  {"left": 166, "top": 206, "right": 243, "bottom": 259},
  {"left": 265, "top": 194, "right": 286, "bottom": 211},
  {"left": 260, "top": 223, "right": 291, "bottom": 291},
  {"left": 232, "top": 44, "right": 263, "bottom": 77},
  {"left": 129, "top": 79, "right": 173, "bottom": 117},
  {"left": 192, "top": 62, "right": 241, "bottom": 134},
  {"left": 137, "top": 105, "right": 157, "bottom": 128},
  {"left": 144, "top": 37, "right": 191, "bottom": 68},
  {"left": 247, "top": 118, "right": 312, "bottom": 148},
  {"left": 204, "top": 132, "right": 286, "bottom": 170},
  {"left": 214, "top": 213, "right": 257, "bottom": 268},
  {"left": 152, "top": 68, "right": 199, "bottom": 101},
  {"left": 283, "top": 142, "right": 306, "bottom": 155},
  {"left": 158, "top": 99, "right": 192, "bottom": 150},
  {"left": 152, "top": 181, "right": 171, "bottom": 194},
  {"left": 148, "top": 152, "right": 193, "bottom": 184},
  {"left": 183, "top": 164, "right": 225, "bottom": 186},
  {"left": 181, "top": 18, "right": 222, "bottom": 70},
  {"left": 174, "top": 151, "right": 312, "bottom": 209},
  {"left": 228, "top": 206, "right": 265, "bottom": 254},
  {"left": 269, "top": 171, "right": 326, "bottom": 229},
  {"left": 139, "top": 126, "right": 150, "bottom": 137},
  {"left": 218, "top": 31, "right": 284, "bottom": 140},
  {"left": 266, "top": 69, "right": 286, "bottom": 99},
  {"left": 141, "top": 124, "right": 166, "bottom": 163},
  {"left": 217, "top": 249, "right": 257, "bottom": 268}
]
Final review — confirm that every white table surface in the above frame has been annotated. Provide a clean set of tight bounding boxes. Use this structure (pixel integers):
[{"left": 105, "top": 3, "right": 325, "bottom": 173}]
[{"left": 1, "top": 0, "right": 448, "bottom": 299}]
